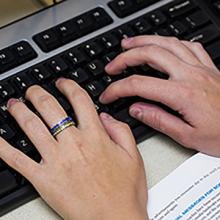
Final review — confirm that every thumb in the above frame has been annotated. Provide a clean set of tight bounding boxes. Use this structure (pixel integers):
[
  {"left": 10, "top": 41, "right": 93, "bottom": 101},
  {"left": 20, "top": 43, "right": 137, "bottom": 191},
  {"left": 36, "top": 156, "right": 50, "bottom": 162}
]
[
  {"left": 129, "top": 102, "right": 192, "bottom": 144},
  {"left": 100, "top": 112, "right": 137, "bottom": 156}
]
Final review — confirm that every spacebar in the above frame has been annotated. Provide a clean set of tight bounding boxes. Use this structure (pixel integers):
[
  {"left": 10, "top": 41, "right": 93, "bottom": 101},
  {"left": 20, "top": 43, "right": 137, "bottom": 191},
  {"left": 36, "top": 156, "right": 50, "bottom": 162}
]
[{"left": 0, "top": 170, "right": 18, "bottom": 197}]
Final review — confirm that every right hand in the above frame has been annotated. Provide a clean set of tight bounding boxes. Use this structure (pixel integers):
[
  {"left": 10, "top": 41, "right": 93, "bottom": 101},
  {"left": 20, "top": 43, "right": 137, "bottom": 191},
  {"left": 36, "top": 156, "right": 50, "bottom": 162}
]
[{"left": 100, "top": 36, "right": 220, "bottom": 157}]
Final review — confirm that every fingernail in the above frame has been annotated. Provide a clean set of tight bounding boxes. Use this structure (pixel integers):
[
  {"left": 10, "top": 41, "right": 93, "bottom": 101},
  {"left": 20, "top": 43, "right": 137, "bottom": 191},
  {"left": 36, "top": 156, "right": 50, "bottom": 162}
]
[
  {"left": 122, "top": 37, "right": 133, "bottom": 45},
  {"left": 7, "top": 98, "right": 18, "bottom": 109},
  {"left": 56, "top": 77, "right": 66, "bottom": 85},
  {"left": 105, "top": 62, "right": 112, "bottom": 71},
  {"left": 129, "top": 107, "right": 142, "bottom": 119},
  {"left": 99, "top": 93, "right": 105, "bottom": 103},
  {"left": 100, "top": 112, "right": 112, "bottom": 120}
]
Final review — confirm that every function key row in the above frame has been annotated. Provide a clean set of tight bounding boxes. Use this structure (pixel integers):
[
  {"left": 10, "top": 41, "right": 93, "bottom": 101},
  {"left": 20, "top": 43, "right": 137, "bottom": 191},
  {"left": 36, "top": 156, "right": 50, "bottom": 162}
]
[
  {"left": 0, "top": 41, "right": 37, "bottom": 75},
  {"left": 33, "top": 7, "right": 113, "bottom": 53},
  {"left": 108, "top": 0, "right": 161, "bottom": 18}
]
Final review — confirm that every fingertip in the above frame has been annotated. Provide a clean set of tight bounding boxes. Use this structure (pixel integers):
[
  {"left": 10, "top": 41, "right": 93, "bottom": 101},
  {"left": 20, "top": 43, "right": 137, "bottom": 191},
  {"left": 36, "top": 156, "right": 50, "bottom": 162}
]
[
  {"left": 121, "top": 37, "right": 134, "bottom": 48},
  {"left": 7, "top": 98, "right": 19, "bottom": 109},
  {"left": 100, "top": 112, "right": 113, "bottom": 120}
]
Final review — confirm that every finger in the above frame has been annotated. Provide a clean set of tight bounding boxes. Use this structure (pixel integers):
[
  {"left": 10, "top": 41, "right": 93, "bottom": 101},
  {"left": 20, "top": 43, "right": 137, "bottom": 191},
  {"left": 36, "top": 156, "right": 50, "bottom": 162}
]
[
  {"left": 122, "top": 36, "right": 201, "bottom": 66},
  {"left": 129, "top": 102, "right": 193, "bottom": 145},
  {"left": 100, "top": 113, "right": 137, "bottom": 156},
  {"left": 181, "top": 41, "right": 218, "bottom": 70},
  {"left": 0, "top": 137, "right": 41, "bottom": 182},
  {"left": 100, "top": 75, "right": 183, "bottom": 112},
  {"left": 56, "top": 78, "right": 103, "bottom": 130},
  {"left": 105, "top": 44, "right": 187, "bottom": 78},
  {"left": 7, "top": 98, "right": 57, "bottom": 158},
  {"left": 25, "top": 85, "right": 78, "bottom": 142}
]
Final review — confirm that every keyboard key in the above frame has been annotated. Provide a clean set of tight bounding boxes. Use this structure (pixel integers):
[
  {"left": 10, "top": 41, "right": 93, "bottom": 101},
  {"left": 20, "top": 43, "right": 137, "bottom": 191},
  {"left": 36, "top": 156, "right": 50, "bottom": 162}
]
[
  {"left": 103, "top": 52, "right": 118, "bottom": 64},
  {"left": 149, "top": 11, "right": 167, "bottom": 26},
  {"left": 168, "top": 21, "right": 187, "bottom": 36},
  {"left": 30, "top": 66, "right": 51, "bottom": 82},
  {"left": 167, "top": 0, "right": 196, "bottom": 18},
  {"left": 16, "top": 138, "right": 35, "bottom": 155},
  {"left": 56, "top": 21, "right": 78, "bottom": 43},
  {"left": 0, "top": 124, "right": 15, "bottom": 140},
  {"left": 0, "top": 170, "right": 18, "bottom": 197},
  {"left": 114, "top": 26, "right": 135, "bottom": 39},
  {"left": 13, "top": 74, "right": 34, "bottom": 92},
  {"left": 75, "top": 15, "right": 93, "bottom": 34},
  {"left": 33, "top": 7, "right": 113, "bottom": 53},
  {"left": 100, "top": 35, "right": 120, "bottom": 49},
  {"left": 65, "top": 50, "right": 86, "bottom": 66},
  {"left": 33, "top": 29, "right": 60, "bottom": 52},
  {"left": 68, "top": 68, "right": 89, "bottom": 84},
  {"left": 0, "top": 50, "right": 14, "bottom": 66},
  {"left": 85, "top": 81, "right": 104, "bottom": 98},
  {"left": 0, "top": 104, "right": 9, "bottom": 119},
  {"left": 185, "top": 25, "right": 220, "bottom": 44},
  {"left": 87, "top": 60, "right": 105, "bottom": 77},
  {"left": 132, "top": 19, "right": 152, "bottom": 35},
  {"left": 185, "top": 11, "right": 210, "bottom": 29},
  {"left": 83, "top": 42, "right": 103, "bottom": 58},
  {"left": 0, "top": 41, "right": 37, "bottom": 74},
  {"left": 108, "top": 0, "right": 160, "bottom": 18},
  {"left": 12, "top": 41, "right": 37, "bottom": 63},
  {"left": 0, "top": 82, "right": 15, "bottom": 100},
  {"left": 92, "top": 8, "right": 113, "bottom": 27},
  {"left": 47, "top": 57, "right": 68, "bottom": 75}
]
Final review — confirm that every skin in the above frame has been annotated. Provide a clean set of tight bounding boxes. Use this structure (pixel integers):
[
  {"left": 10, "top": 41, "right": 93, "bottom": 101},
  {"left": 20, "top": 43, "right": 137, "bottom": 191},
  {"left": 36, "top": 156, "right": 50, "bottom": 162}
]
[
  {"left": 0, "top": 35, "right": 219, "bottom": 219},
  {"left": 2, "top": 80, "right": 147, "bottom": 220},
  {"left": 100, "top": 35, "right": 220, "bottom": 157}
]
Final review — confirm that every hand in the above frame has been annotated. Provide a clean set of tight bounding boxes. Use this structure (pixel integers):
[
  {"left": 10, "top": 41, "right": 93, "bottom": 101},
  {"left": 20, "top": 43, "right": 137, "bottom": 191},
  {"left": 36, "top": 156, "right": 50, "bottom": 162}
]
[
  {"left": 100, "top": 35, "right": 220, "bottom": 157},
  {"left": 1, "top": 79, "right": 147, "bottom": 220}
]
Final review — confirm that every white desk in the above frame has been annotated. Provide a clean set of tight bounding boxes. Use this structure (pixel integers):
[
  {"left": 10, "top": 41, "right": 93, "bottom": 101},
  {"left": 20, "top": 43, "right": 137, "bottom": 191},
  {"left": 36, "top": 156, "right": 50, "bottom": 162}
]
[{"left": 0, "top": 1, "right": 195, "bottom": 219}]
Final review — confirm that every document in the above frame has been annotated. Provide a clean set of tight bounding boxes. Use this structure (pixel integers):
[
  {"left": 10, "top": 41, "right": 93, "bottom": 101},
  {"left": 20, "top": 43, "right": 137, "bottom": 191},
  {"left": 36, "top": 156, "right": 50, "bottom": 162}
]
[{"left": 147, "top": 153, "right": 220, "bottom": 220}]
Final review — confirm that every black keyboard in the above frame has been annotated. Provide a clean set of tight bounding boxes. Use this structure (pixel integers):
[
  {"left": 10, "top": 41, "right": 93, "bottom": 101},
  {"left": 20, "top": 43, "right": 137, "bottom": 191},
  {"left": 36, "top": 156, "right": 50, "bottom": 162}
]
[{"left": 1, "top": 0, "right": 220, "bottom": 216}]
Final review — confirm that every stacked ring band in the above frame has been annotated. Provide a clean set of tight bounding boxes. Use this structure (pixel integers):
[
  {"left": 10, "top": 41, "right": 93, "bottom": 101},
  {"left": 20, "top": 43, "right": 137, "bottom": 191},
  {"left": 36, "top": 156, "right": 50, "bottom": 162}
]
[{"left": 50, "top": 116, "right": 75, "bottom": 137}]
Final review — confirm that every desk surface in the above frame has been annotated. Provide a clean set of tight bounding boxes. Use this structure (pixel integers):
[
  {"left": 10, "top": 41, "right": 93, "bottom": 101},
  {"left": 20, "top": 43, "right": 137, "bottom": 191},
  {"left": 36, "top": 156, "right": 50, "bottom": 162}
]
[{"left": 0, "top": 1, "right": 195, "bottom": 219}]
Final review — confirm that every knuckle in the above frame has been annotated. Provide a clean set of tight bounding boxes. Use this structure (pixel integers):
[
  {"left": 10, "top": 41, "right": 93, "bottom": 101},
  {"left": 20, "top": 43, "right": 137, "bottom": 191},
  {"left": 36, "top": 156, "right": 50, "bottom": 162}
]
[
  {"left": 72, "top": 87, "right": 88, "bottom": 100},
  {"left": 127, "top": 75, "right": 141, "bottom": 87},
  {"left": 193, "top": 42, "right": 204, "bottom": 50},
  {"left": 169, "top": 37, "right": 179, "bottom": 44},
  {"left": 37, "top": 94, "right": 55, "bottom": 108},
  {"left": 120, "top": 121, "right": 130, "bottom": 131},
  {"left": 149, "top": 111, "right": 164, "bottom": 131},
  {"left": 23, "top": 115, "right": 39, "bottom": 130},
  {"left": 11, "top": 151, "right": 26, "bottom": 169}
]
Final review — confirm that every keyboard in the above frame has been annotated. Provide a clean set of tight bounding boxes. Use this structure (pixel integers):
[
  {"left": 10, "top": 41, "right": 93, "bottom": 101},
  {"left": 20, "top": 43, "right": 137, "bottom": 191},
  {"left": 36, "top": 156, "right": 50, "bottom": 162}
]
[{"left": 0, "top": 0, "right": 220, "bottom": 216}]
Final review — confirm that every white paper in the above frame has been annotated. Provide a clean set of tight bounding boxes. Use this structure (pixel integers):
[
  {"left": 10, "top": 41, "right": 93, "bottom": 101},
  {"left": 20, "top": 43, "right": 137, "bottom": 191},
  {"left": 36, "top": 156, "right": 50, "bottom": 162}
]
[{"left": 147, "top": 153, "right": 220, "bottom": 220}]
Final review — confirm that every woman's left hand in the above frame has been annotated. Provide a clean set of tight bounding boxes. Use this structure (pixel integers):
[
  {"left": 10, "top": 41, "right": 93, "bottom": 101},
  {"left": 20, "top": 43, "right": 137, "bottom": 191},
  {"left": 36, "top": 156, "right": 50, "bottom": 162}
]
[{"left": 0, "top": 79, "right": 147, "bottom": 220}]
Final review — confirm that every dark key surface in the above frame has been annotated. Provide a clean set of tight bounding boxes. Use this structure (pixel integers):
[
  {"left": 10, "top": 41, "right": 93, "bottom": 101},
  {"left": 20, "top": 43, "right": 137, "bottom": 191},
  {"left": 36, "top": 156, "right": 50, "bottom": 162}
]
[
  {"left": 0, "top": 41, "right": 37, "bottom": 74},
  {"left": 206, "top": 40, "right": 220, "bottom": 61},
  {"left": 166, "top": 0, "right": 196, "bottom": 18},
  {"left": 33, "top": 7, "right": 113, "bottom": 52},
  {"left": 185, "top": 25, "right": 220, "bottom": 44},
  {"left": 0, "top": 170, "right": 18, "bottom": 197},
  {"left": 108, "top": 0, "right": 160, "bottom": 18}
]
